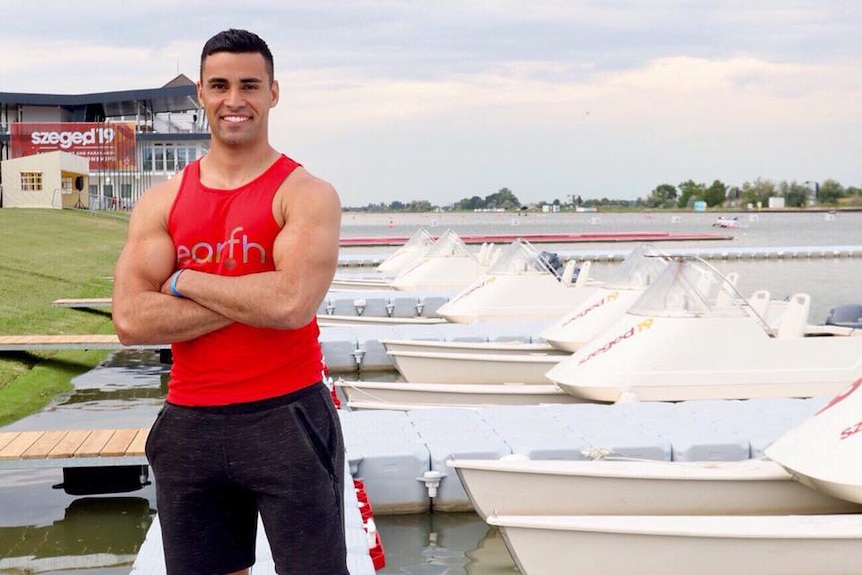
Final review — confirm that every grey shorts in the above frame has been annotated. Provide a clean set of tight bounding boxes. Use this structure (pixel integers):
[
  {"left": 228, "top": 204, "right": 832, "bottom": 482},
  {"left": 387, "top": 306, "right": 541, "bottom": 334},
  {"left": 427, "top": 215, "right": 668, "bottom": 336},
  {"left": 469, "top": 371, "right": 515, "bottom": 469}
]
[{"left": 145, "top": 382, "right": 348, "bottom": 575}]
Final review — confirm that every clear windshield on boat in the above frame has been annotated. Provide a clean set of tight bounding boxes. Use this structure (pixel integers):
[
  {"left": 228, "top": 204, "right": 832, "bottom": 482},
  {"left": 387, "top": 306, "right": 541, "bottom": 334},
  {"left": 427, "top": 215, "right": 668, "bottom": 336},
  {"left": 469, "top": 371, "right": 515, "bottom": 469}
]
[
  {"left": 627, "top": 258, "right": 747, "bottom": 318},
  {"left": 377, "top": 227, "right": 436, "bottom": 268},
  {"left": 400, "top": 227, "right": 435, "bottom": 250},
  {"left": 486, "top": 239, "right": 564, "bottom": 278},
  {"left": 603, "top": 244, "right": 670, "bottom": 290},
  {"left": 422, "top": 229, "right": 475, "bottom": 258},
  {"left": 392, "top": 229, "right": 477, "bottom": 279}
]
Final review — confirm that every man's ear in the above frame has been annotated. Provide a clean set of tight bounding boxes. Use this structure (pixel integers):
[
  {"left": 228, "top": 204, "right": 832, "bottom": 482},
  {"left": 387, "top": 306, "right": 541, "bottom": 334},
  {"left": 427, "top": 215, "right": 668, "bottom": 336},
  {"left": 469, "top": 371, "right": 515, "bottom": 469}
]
[{"left": 270, "top": 80, "right": 280, "bottom": 108}]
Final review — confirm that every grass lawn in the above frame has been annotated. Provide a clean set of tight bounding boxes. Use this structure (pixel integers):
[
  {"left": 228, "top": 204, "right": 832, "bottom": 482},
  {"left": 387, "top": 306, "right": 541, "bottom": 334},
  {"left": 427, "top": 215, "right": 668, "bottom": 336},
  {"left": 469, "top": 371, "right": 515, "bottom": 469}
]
[{"left": 0, "top": 208, "right": 129, "bottom": 426}]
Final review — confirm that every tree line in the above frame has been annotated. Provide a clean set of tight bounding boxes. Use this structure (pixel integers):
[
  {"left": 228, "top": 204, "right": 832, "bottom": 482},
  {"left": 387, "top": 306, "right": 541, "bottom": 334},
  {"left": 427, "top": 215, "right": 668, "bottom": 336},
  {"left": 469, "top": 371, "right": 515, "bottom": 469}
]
[
  {"left": 343, "top": 178, "right": 862, "bottom": 212},
  {"left": 643, "top": 178, "right": 862, "bottom": 209}
]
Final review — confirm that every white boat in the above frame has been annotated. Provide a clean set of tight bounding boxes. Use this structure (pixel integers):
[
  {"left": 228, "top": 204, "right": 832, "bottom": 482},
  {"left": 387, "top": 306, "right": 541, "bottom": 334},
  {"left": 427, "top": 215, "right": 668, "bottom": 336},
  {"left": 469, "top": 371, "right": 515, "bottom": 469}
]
[
  {"left": 372, "top": 245, "right": 668, "bottom": 381},
  {"left": 546, "top": 257, "right": 862, "bottom": 402},
  {"left": 390, "top": 230, "right": 498, "bottom": 291},
  {"left": 374, "top": 227, "right": 436, "bottom": 275},
  {"left": 328, "top": 275, "right": 394, "bottom": 291},
  {"left": 540, "top": 244, "right": 670, "bottom": 352},
  {"left": 386, "top": 348, "right": 567, "bottom": 384},
  {"left": 766, "top": 377, "right": 862, "bottom": 504},
  {"left": 488, "top": 514, "right": 862, "bottom": 575},
  {"left": 379, "top": 338, "right": 556, "bottom": 355},
  {"left": 434, "top": 239, "right": 597, "bottom": 324},
  {"left": 330, "top": 229, "right": 498, "bottom": 292},
  {"left": 335, "top": 380, "right": 581, "bottom": 410},
  {"left": 713, "top": 215, "right": 740, "bottom": 229},
  {"left": 449, "top": 457, "right": 861, "bottom": 520}
]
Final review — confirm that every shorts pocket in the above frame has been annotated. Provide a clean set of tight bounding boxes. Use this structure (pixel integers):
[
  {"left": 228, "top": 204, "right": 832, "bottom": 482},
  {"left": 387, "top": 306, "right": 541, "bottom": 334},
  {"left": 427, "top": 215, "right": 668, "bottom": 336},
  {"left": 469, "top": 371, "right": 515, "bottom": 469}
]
[
  {"left": 290, "top": 402, "right": 337, "bottom": 480},
  {"left": 144, "top": 403, "right": 169, "bottom": 464}
]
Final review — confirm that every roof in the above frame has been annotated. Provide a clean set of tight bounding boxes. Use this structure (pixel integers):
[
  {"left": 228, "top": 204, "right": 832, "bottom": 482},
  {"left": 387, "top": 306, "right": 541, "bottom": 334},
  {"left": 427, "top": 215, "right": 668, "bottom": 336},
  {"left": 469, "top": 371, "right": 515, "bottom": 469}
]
[{"left": 0, "top": 75, "right": 200, "bottom": 117}]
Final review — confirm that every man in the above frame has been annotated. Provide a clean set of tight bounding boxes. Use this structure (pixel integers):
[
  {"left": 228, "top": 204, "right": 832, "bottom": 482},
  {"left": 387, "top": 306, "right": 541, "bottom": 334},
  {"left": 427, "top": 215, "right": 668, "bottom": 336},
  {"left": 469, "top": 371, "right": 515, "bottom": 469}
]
[{"left": 112, "top": 29, "right": 348, "bottom": 575}]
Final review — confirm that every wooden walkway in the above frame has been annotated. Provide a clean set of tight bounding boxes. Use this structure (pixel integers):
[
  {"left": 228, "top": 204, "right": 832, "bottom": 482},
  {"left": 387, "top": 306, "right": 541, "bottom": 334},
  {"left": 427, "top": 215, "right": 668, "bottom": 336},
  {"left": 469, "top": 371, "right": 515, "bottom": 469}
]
[
  {"left": 0, "top": 427, "right": 149, "bottom": 469},
  {"left": 0, "top": 334, "right": 165, "bottom": 352},
  {"left": 52, "top": 297, "right": 112, "bottom": 309}
]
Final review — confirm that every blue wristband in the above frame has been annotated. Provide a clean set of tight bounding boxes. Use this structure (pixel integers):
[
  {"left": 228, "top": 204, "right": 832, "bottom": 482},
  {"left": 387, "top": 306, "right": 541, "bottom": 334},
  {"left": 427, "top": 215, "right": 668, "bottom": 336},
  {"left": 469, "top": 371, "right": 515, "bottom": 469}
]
[{"left": 169, "top": 269, "right": 185, "bottom": 298}]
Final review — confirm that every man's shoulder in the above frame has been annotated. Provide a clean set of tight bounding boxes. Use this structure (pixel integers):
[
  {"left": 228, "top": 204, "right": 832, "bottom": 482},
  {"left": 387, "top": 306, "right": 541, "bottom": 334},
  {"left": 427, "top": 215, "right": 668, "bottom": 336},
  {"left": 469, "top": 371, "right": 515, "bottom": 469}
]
[
  {"left": 283, "top": 165, "right": 336, "bottom": 196},
  {"left": 277, "top": 166, "right": 340, "bottom": 217}
]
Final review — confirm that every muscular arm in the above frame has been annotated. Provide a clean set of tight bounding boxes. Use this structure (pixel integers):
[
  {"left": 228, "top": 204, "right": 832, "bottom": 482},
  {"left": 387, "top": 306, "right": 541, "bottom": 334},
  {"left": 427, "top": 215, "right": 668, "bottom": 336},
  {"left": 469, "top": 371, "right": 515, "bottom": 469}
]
[
  {"left": 112, "top": 181, "right": 233, "bottom": 345},
  {"left": 163, "top": 170, "right": 341, "bottom": 330}
]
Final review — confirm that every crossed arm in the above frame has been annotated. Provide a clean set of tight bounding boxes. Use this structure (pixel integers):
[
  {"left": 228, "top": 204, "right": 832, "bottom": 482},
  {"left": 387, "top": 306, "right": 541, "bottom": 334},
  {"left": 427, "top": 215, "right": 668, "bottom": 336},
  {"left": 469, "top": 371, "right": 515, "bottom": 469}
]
[{"left": 112, "top": 173, "right": 341, "bottom": 345}]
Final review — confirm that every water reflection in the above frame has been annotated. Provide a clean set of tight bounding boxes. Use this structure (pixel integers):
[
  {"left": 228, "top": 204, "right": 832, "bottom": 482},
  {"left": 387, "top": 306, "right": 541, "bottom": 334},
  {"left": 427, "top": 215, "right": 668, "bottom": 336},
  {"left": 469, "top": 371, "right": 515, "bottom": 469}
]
[
  {"left": 3, "top": 350, "right": 167, "bottom": 433},
  {"left": 0, "top": 497, "right": 154, "bottom": 572},
  {"left": 374, "top": 513, "right": 517, "bottom": 574},
  {"left": 0, "top": 465, "right": 156, "bottom": 574}
]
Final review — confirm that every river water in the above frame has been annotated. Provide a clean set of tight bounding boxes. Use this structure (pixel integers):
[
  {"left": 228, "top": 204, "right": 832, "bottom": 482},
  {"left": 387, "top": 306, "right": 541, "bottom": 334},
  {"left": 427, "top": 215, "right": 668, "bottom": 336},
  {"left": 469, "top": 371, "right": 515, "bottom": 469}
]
[{"left": 1, "top": 210, "right": 861, "bottom": 574}]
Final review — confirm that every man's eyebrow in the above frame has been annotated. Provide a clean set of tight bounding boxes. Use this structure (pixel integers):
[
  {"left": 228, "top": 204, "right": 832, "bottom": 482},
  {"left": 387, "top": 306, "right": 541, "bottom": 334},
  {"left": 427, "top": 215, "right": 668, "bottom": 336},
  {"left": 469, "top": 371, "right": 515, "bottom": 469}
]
[{"left": 204, "top": 76, "right": 264, "bottom": 85}]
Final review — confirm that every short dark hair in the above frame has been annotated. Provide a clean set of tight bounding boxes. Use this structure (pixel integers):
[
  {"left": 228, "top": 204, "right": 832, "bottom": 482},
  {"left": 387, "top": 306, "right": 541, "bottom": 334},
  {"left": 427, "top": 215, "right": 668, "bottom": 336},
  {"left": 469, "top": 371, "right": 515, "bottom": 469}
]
[{"left": 200, "top": 29, "right": 274, "bottom": 83}]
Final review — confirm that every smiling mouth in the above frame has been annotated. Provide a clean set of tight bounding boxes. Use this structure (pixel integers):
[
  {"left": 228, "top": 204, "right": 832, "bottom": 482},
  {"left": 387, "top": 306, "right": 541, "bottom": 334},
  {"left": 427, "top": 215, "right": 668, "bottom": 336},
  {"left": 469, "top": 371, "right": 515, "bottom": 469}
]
[{"left": 222, "top": 115, "right": 250, "bottom": 124}]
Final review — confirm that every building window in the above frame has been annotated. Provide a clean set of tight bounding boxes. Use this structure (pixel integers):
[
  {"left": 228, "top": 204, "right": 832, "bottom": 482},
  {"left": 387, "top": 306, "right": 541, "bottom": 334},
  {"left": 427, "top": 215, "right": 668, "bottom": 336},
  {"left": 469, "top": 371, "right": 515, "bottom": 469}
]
[
  {"left": 141, "top": 143, "right": 205, "bottom": 174},
  {"left": 176, "top": 146, "right": 188, "bottom": 169},
  {"left": 154, "top": 144, "right": 165, "bottom": 171},
  {"left": 21, "top": 172, "right": 43, "bottom": 191},
  {"left": 142, "top": 146, "right": 153, "bottom": 171},
  {"left": 165, "top": 145, "right": 175, "bottom": 172}
]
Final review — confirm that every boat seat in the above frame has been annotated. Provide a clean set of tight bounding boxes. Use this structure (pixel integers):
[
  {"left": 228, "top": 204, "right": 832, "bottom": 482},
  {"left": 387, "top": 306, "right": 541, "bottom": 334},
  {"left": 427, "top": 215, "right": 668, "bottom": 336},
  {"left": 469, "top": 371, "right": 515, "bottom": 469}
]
[
  {"left": 561, "top": 260, "right": 578, "bottom": 285},
  {"left": 714, "top": 272, "right": 739, "bottom": 309},
  {"left": 573, "top": 260, "right": 592, "bottom": 287},
  {"left": 775, "top": 293, "right": 811, "bottom": 338},
  {"left": 746, "top": 290, "right": 770, "bottom": 320}
]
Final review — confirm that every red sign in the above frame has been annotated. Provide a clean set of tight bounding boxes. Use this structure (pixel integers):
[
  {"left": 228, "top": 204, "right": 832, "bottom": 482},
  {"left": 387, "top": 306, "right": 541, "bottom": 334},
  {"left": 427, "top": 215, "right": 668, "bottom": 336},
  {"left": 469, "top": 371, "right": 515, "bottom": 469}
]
[{"left": 10, "top": 122, "right": 137, "bottom": 170}]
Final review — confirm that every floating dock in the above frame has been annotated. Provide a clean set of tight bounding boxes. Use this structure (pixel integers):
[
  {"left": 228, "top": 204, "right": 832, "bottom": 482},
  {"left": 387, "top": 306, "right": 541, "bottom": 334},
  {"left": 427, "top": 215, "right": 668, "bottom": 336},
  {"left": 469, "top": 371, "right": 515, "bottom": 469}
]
[
  {"left": 337, "top": 396, "right": 831, "bottom": 514},
  {"left": 337, "top": 244, "right": 862, "bottom": 267},
  {"left": 339, "top": 231, "right": 733, "bottom": 247},
  {"left": 0, "top": 334, "right": 162, "bottom": 352}
]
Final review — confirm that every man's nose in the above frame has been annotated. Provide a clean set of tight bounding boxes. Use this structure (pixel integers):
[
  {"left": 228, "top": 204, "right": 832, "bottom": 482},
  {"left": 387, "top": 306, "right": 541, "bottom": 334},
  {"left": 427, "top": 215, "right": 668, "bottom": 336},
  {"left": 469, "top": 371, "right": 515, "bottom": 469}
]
[{"left": 224, "top": 87, "right": 245, "bottom": 107}]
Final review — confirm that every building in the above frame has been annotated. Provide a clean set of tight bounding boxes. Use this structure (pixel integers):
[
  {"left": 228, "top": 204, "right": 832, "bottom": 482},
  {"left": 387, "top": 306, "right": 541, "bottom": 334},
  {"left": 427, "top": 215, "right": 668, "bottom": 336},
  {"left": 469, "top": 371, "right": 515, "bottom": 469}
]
[{"left": 0, "top": 75, "right": 210, "bottom": 209}]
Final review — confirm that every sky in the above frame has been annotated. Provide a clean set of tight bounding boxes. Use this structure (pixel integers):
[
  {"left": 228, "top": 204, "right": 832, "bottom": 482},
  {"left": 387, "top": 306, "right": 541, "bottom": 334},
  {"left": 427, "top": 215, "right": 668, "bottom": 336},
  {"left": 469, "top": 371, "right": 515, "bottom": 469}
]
[{"left": 1, "top": 1, "right": 860, "bottom": 208}]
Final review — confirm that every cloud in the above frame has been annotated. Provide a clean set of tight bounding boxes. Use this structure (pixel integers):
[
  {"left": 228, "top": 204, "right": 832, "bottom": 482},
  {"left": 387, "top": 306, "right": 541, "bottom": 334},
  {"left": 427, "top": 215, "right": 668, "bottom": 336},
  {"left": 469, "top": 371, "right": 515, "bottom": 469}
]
[{"left": 1, "top": 1, "right": 860, "bottom": 206}]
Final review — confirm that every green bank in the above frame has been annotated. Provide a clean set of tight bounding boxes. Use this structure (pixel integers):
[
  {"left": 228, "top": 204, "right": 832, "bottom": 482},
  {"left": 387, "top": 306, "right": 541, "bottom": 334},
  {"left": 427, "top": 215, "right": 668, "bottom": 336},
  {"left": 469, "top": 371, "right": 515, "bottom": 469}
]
[{"left": 0, "top": 209, "right": 128, "bottom": 427}]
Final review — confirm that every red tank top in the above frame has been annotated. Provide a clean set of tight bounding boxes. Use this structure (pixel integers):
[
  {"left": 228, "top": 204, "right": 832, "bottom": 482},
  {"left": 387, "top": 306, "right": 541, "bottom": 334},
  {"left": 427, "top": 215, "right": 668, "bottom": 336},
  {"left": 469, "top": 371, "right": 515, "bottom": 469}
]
[{"left": 166, "top": 154, "right": 324, "bottom": 406}]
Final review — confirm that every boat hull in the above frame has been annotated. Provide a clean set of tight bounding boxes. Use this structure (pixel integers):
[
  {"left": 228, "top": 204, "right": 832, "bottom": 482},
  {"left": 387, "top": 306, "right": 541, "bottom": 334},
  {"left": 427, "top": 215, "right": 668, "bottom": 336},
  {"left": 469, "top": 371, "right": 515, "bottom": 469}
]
[
  {"left": 380, "top": 339, "right": 556, "bottom": 355},
  {"left": 540, "top": 287, "right": 646, "bottom": 352},
  {"left": 766, "top": 378, "right": 862, "bottom": 504},
  {"left": 387, "top": 349, "right": 567, "bottom": 384},
  {"left": 336, "top": 380, "right": 580, "bottom": 410},
  {"left": 436, "top": 274, "right": 596, "bottom": 324},
  {"left": 450, "top": 458, "right": 861, "bottom": 520},
  {"left": 548, "top": 312, "right": 862, "bottom": 402},
  {"left": 489, "top": 514, "right": 862, "bottom": 575}
]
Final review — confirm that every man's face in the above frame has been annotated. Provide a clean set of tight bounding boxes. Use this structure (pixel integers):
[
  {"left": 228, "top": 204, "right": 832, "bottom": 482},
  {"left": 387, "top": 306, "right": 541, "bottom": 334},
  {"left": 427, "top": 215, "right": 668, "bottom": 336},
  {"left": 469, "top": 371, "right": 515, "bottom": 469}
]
[{"left": 197, "top": 52, "right": 279, "bottom": 147}]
